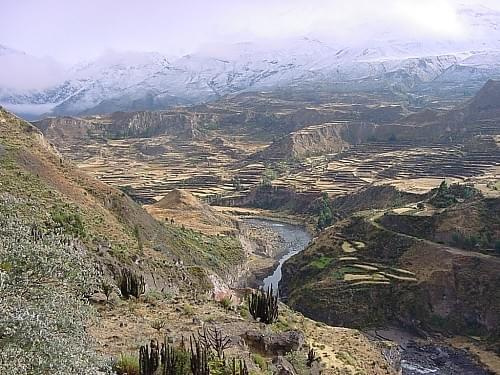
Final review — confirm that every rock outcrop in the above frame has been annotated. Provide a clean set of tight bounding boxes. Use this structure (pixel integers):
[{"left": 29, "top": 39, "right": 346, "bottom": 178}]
[{"left": 242, "top": 330, "right": 305, "bottom": 355}]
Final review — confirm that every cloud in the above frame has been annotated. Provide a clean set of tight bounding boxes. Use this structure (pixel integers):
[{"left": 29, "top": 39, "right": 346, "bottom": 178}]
[
  {"left": 1, "top": 0, "right": 498, "bottom": 63},
  {"left": 0, "top": 52, "right": 66, "bottom": 90}
]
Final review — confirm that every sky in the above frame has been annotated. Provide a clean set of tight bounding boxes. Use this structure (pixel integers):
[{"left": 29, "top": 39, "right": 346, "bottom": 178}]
[{"left": 2, "top": 0, "right": 500, "bottom": 63}]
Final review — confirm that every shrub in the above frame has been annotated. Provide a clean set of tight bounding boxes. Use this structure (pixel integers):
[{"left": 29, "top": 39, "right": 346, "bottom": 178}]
[
  {"left": 101, "top": 279, "right": 116, "bottom": 302},
  {"left": 114, "top": 354, "right": 140, "bottom": 375},
  {"left": 50, "top": 207, "right": 86, "bottom": 238},
  {"left": 317, "top": 193, "right": 333, "bottom": 230},
  {"left": 151, "top": 319, "right": 167, "bottom": 333},
  {"left": 252, "top": 354, "right": 267, "bottom": 371},
  {"left": 219, "top": 296, "right": 233, "bottom": 311},
  {"left": 286, "top": 351, "right": 310, "bottom": 375},
  {"left": 0, "top": 197, "right": 103, "bottom": 374},
  {"left": 182, "top": 304, "right": 195, "bottom": 316},
  {"left": 144, "top": 289, "right": 165, "bottom": 304},
  {"left": 429, "top": 182, "right": 480, "bottom": 208}
]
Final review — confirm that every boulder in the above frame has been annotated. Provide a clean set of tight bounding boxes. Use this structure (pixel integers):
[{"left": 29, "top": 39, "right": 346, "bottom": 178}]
[
  {"left": 243, "top": 330, "right": 305, "bottom": 356},
  {"left": 88, "top": 292, "right": 107, "bottom": 304}
]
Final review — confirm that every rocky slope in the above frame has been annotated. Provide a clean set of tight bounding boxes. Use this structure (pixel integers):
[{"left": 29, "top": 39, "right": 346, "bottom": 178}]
[
  {"left": 146, "top": 189, "right": 237, "bottom": 235},
  {"left": 257, "top": 80, "right": 500, "bottom": 160},
  {"left": 0, "top": 106, "right": 245, "bottom": 288},
  {"left": 33, "top": 109, "right": 208, "bottom": 143}
]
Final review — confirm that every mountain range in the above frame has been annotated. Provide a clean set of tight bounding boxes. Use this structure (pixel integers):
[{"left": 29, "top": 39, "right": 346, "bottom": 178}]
[{"left": 2, "top": 4, "right": 500, "bottom": 118}]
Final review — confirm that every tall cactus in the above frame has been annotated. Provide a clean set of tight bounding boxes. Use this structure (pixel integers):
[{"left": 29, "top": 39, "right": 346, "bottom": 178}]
[
  {"left": 307, "top": 347, "right": 318, "bottom": 367},
  {"left": 247, "top": 286, "right": 279, "bottom": 324},
  {"left": 231, "top": 358, "right": 249, "bottom": 375},
  {"left": 139, "top": 340, "right": 160, "bottom": 375},
  {"left": 160, "top": 336, "right": 189, "bottom": 375},
  {"left": 120, "top": 268, "right": 146, "bottom": 299},
  {"left": 190, "top": 335, "right": 210, "bottom": 375}
]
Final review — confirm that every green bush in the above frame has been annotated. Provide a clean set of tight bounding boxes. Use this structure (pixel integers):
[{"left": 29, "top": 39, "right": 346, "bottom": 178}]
[
  {"left": 182, "top": 303, "right": 195, "bottom": 316},
  {"left": 451, "top": 232, "right": 480, "bottom": 250},
  {"left": 51, "top": 208, "right": 86, "bottom": 238},
  {"left": 144, "top": 289, "right": 164, "bottom": 304},
  {"left": 252, "top": 354, "right": 268, "bottom": 371},
  {"left": 114, "top": 354, "right": 140, "bottom": 375},
  {"left": 0, "top": 198, "right": 102, "bottom": 374},
  {"left": 317, "top": 193, "right": 333, "bottom": 230},
  {"left": 219, "top": 296, "right": 232, "bottom": 311},
  {"left": 429, "top": 182, "right": 480, "bottom": 208},
  {"left": 309, "top": 256, "right": 333, "bottom": 270}
]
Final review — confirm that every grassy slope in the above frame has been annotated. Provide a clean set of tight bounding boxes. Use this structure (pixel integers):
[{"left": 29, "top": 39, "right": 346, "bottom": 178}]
[{"left": 0, "top": 107, "right": 244, "bottom": 283}]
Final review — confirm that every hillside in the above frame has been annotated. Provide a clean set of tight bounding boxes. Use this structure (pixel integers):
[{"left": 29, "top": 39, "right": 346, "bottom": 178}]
[
  {"left": 0, "top": 107, "right": 244, "bottom": 286},
  {"left": 146, "top": 189, "right": 237, "bottom": 235},
  {"left": 281, "top": 186, "right": 500, "bottom": 352},
  {"left": 256, "top": 80, "right": 500, "bottom": 160}
]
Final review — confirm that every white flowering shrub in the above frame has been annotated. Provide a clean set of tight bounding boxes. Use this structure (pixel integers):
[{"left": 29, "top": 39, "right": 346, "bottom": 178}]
[{"left": 0, "top": 197, "right": 107, "bottom": 374}]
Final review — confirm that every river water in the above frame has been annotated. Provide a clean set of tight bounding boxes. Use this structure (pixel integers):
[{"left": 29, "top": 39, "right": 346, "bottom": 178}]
[{"left": 241, "top": 217, "right": 311, "bottom": 292}]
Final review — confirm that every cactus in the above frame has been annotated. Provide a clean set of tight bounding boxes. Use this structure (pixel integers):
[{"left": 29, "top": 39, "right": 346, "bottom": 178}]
[
  {"left": 231, "top": 358, "right": 248, "bottom": 375},
  {"left": 160, "top": 336, "right": 190, "bottom": 375},
  {"left": 120, "top": 268, "right": 146, "bottom": 299},
  {"left": 247, "top": 286, "right": 279, "bottom": 324},
  {"left": 190, "top": 335, "right": 210, "bottom": 375},
  {"left": 139, "top": 340, "right": 160, "bottom": 375},
  {"left": 307, "top": 347, "right": 318, "bottom": 367},
  {"left": 198, "top": 325, "right": 230, "bottom": 359}
]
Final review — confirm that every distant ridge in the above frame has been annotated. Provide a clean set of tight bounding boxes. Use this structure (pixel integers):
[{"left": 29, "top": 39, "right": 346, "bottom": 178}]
[{"left": 467, "top": 79, "right": 500, "bottom": 112}]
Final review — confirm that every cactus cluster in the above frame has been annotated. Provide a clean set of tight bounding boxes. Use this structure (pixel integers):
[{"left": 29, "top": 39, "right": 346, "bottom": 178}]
[
  {"left": 230, "top": 358, "right": 249, "bottom": 375},
  {"left": 139, "top": 337, "right": 191, "bottom": 375},
  {"left": 161, "top": 337, "right": 189, "bottom": 375},
  {"left": 119, "top": 268, "right": 146, "bottom": 298},
  {"left": 248, "top": 286, "right": 279, "bottom": 324},
  {"left": 190, "top": 336, "right": 210, "bottom": 375},
  {"left": 307, "top": 347, "right": 318, "bottom": 367},
  {"left": 139, "top": 340, "right": 161, "bottom": 375},
  {"left": 137, "top": 331, "right": 248, "bottom": 375}
]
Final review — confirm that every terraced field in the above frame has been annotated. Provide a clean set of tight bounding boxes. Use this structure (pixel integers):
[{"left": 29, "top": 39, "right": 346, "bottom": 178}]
[
  {"left": 64, "top": 135, "right": 269, "bottom": 202},
  {"left": 56, "top": 135, "right": 499, "bottom": 208},
  {"left": 274, "top": 141, "right": 500, "bottom": 196}
]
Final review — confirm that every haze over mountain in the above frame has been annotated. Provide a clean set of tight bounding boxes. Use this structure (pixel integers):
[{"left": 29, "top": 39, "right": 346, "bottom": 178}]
[{"left": 1, "top": 1, "right": 500, "bottom": 118}]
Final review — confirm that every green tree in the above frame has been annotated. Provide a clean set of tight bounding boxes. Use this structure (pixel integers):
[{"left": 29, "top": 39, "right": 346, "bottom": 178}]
[{"left": 317, "top": 193, "right": 333, "bottom": 230}]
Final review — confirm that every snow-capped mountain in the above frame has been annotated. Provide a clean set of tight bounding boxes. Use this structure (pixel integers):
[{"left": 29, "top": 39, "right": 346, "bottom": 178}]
[{"left": 2, "top": 4, "right": 500, "bottom": 118}]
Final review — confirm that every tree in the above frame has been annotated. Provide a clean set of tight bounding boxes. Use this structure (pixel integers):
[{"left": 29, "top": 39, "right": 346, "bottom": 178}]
[{"left": 317, "top": 193, "right": 333, "bottom": 230}]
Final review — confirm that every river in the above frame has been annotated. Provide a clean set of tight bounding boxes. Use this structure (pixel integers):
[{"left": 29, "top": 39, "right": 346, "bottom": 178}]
[{"left": 241, "top": 217, "right": 311, "bottom": 292}]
